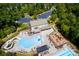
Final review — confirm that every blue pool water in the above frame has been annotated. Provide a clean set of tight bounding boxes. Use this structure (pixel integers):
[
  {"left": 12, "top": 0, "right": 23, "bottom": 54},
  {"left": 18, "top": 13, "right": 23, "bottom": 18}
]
[
  {"left": 17, "top": 35, "right": 42, "bottom": 49},
  {"left": 55, "top": 47, "right": 75, "bottom": 56}
]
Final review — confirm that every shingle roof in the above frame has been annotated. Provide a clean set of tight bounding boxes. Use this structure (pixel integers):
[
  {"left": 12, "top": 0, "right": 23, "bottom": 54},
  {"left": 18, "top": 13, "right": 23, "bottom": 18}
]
[
  {"left": 49, "top": 32, "right": 67, "bottom": 47},
  {"left": 18, "top": 18, "right": 31, "bottom": 23},
  {"left": 37, "top": 10, "right": 52, "bottom": 19},
  {"left": 37, "top": 45, "right": 49, "bottom": 53}
]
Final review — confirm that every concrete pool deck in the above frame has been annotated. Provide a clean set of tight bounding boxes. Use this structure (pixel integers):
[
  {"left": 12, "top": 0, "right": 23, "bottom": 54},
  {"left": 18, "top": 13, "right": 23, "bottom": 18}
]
[
  {"left": 53, "top": 44, "right": 78, "bottom": 56},
  {"left": 2, "top": 28, "right": 78, "bottom": 56},
  {"left": 3, "top": 28, "right": 54, "bottom": 53}
]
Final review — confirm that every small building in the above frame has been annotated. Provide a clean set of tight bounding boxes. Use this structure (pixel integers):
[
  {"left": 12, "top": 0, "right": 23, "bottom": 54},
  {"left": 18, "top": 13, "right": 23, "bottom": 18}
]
[
  {"left": 37, "top": 45, "right": 49, "bottom": 53},
  {"left": 49, "top": 32, "right": 67, "bottom": 48},
  {"left": 37, "top": 10, "right": 52, "bottom": 19},
  {"left": 16, "top": 18, "right": 32, "bottom": 24},
  {"left": 30, "top": 19, "right": 51, "bottom": 33}
]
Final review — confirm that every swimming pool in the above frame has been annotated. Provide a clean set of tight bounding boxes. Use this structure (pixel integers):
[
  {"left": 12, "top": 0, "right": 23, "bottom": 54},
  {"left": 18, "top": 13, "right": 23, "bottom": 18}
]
[
  {"left": 17, "top": 35, "right": 42, "bottom": 49},
  {"left": 54, "top": 46, "right": 76, "bottom": 56}
]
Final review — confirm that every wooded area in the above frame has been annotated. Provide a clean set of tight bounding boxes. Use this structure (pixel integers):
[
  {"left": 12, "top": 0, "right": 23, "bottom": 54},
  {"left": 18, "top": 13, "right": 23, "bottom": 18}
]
[
  {"left": 0, "top": 4, "right": 53, "bottom": 39},
  {"left": 0, "top": 3, "right": 79, "bottom": 55}
]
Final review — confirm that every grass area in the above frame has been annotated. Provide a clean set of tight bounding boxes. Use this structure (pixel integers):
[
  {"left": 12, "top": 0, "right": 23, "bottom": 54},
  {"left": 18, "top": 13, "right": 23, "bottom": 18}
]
[
  {"left": 1, "top": 23, "right": 29, "bottom": 42},
  {"left": 2, "top": 31, "right": 19, "bottom": 42},
  {"left": 18, "top": 23, "right": 29, "bottom": 32}
]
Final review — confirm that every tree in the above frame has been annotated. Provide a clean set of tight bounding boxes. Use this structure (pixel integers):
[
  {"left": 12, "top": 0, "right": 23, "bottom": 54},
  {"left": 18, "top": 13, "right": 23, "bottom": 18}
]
[{"left": 55, "top": 4, "right": 79, "bottom": 49}]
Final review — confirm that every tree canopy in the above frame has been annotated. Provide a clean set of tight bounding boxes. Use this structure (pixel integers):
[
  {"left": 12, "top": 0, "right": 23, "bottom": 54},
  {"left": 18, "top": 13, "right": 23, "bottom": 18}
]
[
  {"left": 0, "top": 3, "right": 79, "bottom": 55},
  {"left": 0, "top": 3, "right": 53, "bottom": 39},
  {"left": 54, "top": 4, "right": 79, "bottom": 49}
]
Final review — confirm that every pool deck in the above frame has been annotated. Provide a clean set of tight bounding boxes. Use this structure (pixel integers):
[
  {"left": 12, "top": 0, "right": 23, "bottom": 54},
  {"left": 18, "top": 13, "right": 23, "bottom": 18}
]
[
  {"left": 1, "top": 9, "right": 78, "bottom": 56},
  {"left": 2, "top": 27, "right": 78, "bottom": 56},
  {"left": 3, "top": 28, "right": 54, "bottom": 53}
]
